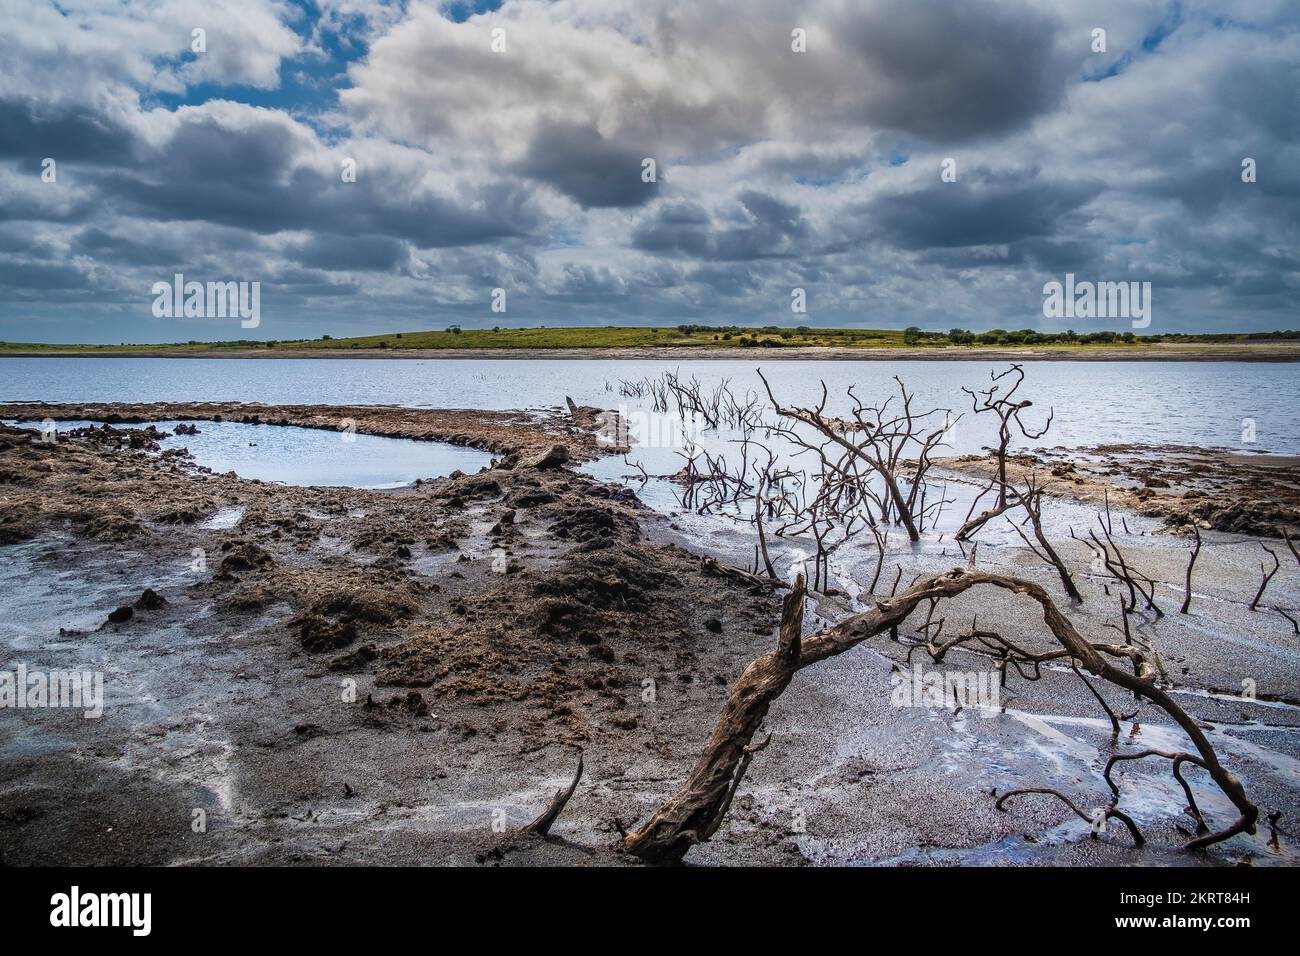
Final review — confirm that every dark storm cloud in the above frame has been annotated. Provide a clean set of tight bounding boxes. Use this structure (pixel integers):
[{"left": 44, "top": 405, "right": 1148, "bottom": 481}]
[
  {"left": 829, "top": 0, "right": 1074, "bottom": 141},
  {"left": 0, "top": 258, "right": 96, "bottom": 293},
  {"left": 88, "top": 111, "right": 543, "bottom": 248},
  {"left": 687, "top": 263, "right": 761, "bottom": 298},
  {"left": 631, "top": 200, "right": 712, "bottom": 256},
  {"left": 70, "top": 227, "right": 189, "bottom": 268},
  {"left": 0, "top": 98, "right": 139, "bottom": 164},
  {"left": 855, "top": 173, "right": 1102, "bottom": 249},
  {"left": 513, "top": 123, "right": 658, "bottom": 209},
  {"left": 633, "top": 191, "right": 809, "bottom": 261},
  {"left": 292, "top": 234, "right": 409, "bottom": 271}
]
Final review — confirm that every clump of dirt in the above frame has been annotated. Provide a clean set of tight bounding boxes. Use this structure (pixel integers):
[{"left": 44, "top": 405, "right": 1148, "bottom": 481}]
[
  {"left": 67, "top": 423, "right": 169, "bottom": 450},
  {"left": 529, "top": 546, "right": 681, "bottom": 644},
  {"left": 105, "top": 606, "right": 134, "bottom": 625},
  {"left": 83, "top": 513, "right": 145, "bottom": 541},
  {"left": 152, "top": 505, "right": 208, "bottom": 524},
  {"left": 436, "top": 472, "right": 502, "bottom": 501},
  {"left": 134, "top": 588, "right": 167, "bottom": 610},
  {"left": 289, "top": 614, "right": 358, "bottom": 652},
  {"left": 547, "top": 503, "right": 637, "bottom": 547},
  {"left": 217, "top": 540, "right": 274, "bottom": 576},
  {"left": 308, "top": 585, "right": 419, "bottom": 625},
  {"left": 328, "top": 643, "right": 378, "bottom": 671},
  {"left": 0, "top": 508, "right": 38, "bottom": 544}
]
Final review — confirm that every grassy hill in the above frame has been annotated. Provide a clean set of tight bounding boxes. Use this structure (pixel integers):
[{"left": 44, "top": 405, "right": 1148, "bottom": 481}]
[{"left": 1, "top": 325, "right": 1296, "bottom": 355}]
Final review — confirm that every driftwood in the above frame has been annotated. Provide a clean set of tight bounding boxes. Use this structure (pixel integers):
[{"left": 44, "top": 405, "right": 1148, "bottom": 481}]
[
  {"left": 524, "top": 749, "right": 584, "bottom": 837},
  {"left": 699, "top": 555, "right": 788, "bottom": 591},
  {"left": 621, "top": 577, "right": 807, "bottom": 863},
  {"left": 622, "top": 563, "right": 1257, "bottom": 865}
]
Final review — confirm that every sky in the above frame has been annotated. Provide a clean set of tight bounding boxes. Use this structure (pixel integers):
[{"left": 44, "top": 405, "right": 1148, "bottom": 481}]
[{"left": 0, "top": 0, "right": 1296, "bottom": 343}]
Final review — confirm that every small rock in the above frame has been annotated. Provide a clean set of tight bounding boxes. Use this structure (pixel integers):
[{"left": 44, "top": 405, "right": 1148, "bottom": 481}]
[{"left": 521, "top": 444, "right": 570, "bottom": 470}]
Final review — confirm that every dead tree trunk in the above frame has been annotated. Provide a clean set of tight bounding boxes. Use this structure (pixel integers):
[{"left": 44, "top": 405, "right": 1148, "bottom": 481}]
[
  {"left": 622, "top": 565, "right": 1257, "bottom": 864},
  {"left": 621, "top": 577, "right": 807, "bottom": 864}
]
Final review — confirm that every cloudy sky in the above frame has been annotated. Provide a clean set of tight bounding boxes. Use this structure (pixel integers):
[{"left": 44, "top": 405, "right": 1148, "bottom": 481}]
[{"left": 0, "top": 0, "right": 1296, "bottom": 343}]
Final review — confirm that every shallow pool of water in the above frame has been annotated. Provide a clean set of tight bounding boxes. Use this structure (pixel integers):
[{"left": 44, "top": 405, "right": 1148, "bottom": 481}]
[{"left": 7, "top": 419, "right": 494, "bottom": 489}]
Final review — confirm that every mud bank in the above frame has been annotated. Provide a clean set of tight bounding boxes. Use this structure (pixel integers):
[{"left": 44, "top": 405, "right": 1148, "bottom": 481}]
[
  {"left": 0, "top": 400, "right": 614, "bottom": 464},
  {"left": 942, "top": 444, "right": 1300, "bottom": 538},
  {"left": 1, "top": 409, "right": 1297, "bottom": 866}
]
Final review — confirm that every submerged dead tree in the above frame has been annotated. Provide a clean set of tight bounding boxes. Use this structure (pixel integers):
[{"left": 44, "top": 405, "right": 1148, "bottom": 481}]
[
  {"left": 960, "top": 364, "right": 1054, "bottom": 516},
  {"left": 757, "top": 371, "right": 954, "bottom": 543},
  {"left": 621, "top": 562, "right": 1257, "bottom": 865}
]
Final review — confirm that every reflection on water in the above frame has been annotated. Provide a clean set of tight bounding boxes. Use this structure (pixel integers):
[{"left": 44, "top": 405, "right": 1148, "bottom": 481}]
[{"left": 7, "top": 419, "right": 493, "bottom": 488}]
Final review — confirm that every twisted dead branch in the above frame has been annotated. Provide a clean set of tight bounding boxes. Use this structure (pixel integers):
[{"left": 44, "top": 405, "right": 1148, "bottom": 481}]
[
  {"left": 757, "top": 370, "right": 954, "bottom": 543},
  {"left": 622, "top": 564, "right": 1257, "bottom": 864},
  {"left": 959, "top": 364, "right": 1053, "bottom": 517}
]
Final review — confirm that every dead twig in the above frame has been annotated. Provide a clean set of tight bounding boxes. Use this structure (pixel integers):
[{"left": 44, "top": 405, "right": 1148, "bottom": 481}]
[
  {"left": 1181, "top": 525, "right": 1202, "bottom": 615},
  {"left": 1251, "top": 544, "right": 1280, "bottom": 611},
  {"left": 524, "top": 748, "right": 584, "bottom": 837}
]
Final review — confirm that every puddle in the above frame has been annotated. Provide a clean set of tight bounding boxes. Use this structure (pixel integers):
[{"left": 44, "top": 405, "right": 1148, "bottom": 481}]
[
  {"left": 198, "top": 506, "right": 246, "bottom": 530},
  {"left": 7, "top": 418, "right": 494, "bottom": 489}
]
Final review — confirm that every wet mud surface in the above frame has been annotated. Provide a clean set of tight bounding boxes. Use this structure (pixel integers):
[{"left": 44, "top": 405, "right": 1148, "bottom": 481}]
[
  {"left": 945, "top": 444, "right": 1300, "bottom": 537},
  {"left": 1, "top": 407, "right": 1297, "bottom": 866}
]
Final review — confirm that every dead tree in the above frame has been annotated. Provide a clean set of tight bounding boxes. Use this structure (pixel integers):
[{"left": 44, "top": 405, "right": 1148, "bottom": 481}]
[
  {"left": 757, "top": 371, "right": 952, "bottom": 543},
  {"left": 1283, "top": 527, "right": 1299, "bottom": 567},
  {"left": 524, "top": 749, "right": 584, "bottom": 837},
  {"left": 1087, "top": 517, "right": 1163, "bottom": 618},
  {"left": 992, "top": 474, "right": 1082, "bottom": 602},
  {"left": 622, "top": 564, "right": 1257, "bottom": 865},
  {"left": 960, "top": 364, "right": 1054, "bottom": 514}
]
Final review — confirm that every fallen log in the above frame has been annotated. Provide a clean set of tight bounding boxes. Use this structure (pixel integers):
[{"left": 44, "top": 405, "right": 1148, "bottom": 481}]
[{"left": 622, "top": 564, "right": 1257, "bottom": 864}]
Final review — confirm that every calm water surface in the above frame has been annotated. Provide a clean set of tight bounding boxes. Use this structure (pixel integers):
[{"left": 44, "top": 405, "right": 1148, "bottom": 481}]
[
  {"left": 2, "top": 356, "right": 1295, "bottom": 455},
  {"left": 5, "top": 418, "right": 493, "bottom": 488}
]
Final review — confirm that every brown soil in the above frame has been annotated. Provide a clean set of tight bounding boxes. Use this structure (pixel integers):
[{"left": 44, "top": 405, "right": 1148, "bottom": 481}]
[
  {"left": 943, "top": 444, "right": 1300, "bottom": 537},
  {"left": 0, "top": 400, "right": 616, "bottom": 463},
  {"left": 0, "top": 406, "right": 786, "bottom": 864}
]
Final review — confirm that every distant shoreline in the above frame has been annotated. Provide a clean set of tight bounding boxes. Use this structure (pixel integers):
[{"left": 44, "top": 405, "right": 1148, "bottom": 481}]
[{"left": 2, "top": 343, "right": 1299, "bottom": 361}]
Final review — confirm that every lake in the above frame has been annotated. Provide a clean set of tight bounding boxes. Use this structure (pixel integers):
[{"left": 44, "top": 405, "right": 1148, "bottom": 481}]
[{"left": 2, "top": 357, "right": 1295, "bottom": 455}]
